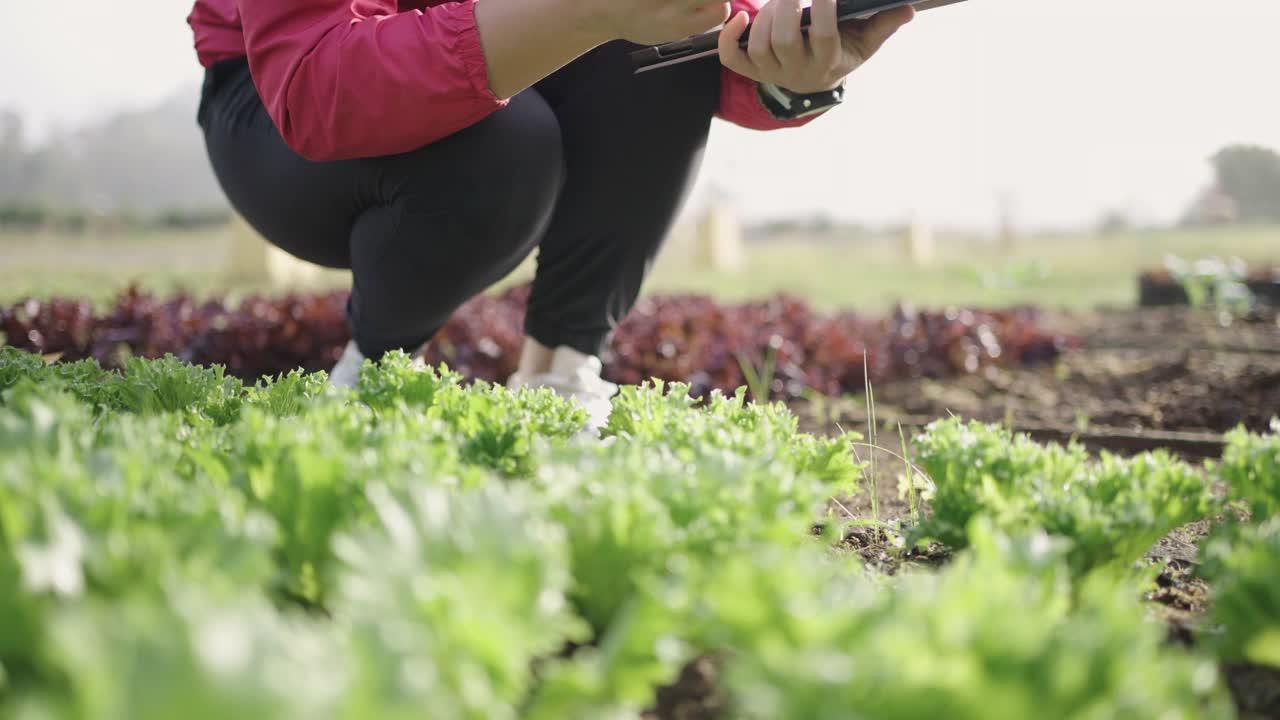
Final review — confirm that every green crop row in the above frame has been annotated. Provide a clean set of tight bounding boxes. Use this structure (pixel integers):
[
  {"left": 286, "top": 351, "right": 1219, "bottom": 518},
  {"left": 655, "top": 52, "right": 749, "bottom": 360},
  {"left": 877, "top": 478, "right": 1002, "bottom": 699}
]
[
  {"left": 1198, "top": 421, "right": 1280, "bottom": 672},
  {"left": 912, "top": 416, "right": 1280, "bottom": 683},
  {"left": 911, "top": 418, "right": 1217, "bottom": 577},
  {"left": 0, "top": 347, "right": 1276, "bottom": 718}
]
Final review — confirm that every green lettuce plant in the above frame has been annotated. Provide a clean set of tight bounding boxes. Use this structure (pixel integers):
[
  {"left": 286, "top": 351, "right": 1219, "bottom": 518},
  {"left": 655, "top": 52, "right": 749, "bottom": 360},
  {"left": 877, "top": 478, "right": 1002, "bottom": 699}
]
[
  {"left": 112, "top": 355, "right": 243, "bottom": 425},
  {"left": 332, "top": 483, "right": 586, "bottom": 720},
  {"left": 694, "top": 521, "right": 1229, "bottom": 720},
  {"left": 357, "top": 351, "right": 585, "bottom": 477},
  {"left": 1218, "top": 421, "right": 1280, "bottom": 519},
  {"left": 606, "top": 382, "right": 861, "bottom": 490},
  {"left": 913, "top": 418, "right": 1216, "bottom": 576},
  {"left": 34, "top": 591, "right": 341, "bottom": 720},
  {"left": 0, "top": 346, "right": 48, "bottom": 394},
  {"left": 1199, "top": 518, "right": 1280, "bottom": 669},
  {"left": 0, "top": 349, "right": 1250, "bottom": 720}
]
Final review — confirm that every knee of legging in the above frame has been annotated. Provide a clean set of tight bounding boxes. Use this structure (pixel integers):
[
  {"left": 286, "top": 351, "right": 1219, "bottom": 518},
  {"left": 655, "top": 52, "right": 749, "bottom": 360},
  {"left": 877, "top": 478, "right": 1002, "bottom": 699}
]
[
  {"left": 472, "top": 94, "right": 566, "bottom": 256},
  {"left": 397, "top": 92, "right": 564, "bottom": 264}
]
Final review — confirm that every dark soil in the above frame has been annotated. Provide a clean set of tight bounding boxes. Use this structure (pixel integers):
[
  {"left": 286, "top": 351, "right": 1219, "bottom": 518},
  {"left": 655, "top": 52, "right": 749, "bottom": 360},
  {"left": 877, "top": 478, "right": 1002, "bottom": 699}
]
[
  {"left": 1144, "top": 520, "right": 1214, "bottom": 646},
  {"left": 1144, "top": 524, "right": 1280, "bottom": 720},
  {"left": 794, "top": 307, "right": 1280, "bottom": 459},
  {"left": 864, "top": 348, "right": 1280, "bottom": 436},
  {"left": 838, "top": 525, "right": 951, "bottom": 575},
  {"left": 643, "top": 655, "right": 727, "bottom": 720},
  {"left": 1079, "top": 305, "right": 1280, "bottom": 356},
  {"left": 1226, "top": 663, "right": 1280, "bottom": 720}
]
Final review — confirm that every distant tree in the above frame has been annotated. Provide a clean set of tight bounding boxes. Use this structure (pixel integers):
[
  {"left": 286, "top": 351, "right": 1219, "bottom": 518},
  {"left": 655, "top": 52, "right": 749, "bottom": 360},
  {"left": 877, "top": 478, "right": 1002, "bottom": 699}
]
[
  {"left": 1095, "top": 208, "right": 1134, "bottom": 236},
  {"left": 1181, "top": 184, "right": 1238, "bottom": 227},
  {"left": 1210, "top": 145, "right": 1280, "bottom": 223},
  {"left": 0, "top": 90, "right": 226, "bottom": 213}
]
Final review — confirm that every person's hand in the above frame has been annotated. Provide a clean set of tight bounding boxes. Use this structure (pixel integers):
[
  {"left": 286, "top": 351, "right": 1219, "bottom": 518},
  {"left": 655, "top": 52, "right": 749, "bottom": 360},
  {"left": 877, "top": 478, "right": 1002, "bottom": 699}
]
[
  {"left": 718, "top": 0, "right": 914, "bottom": 94},
  {"left": 600, "top": 0, "right": 732, "bottom": 46}
]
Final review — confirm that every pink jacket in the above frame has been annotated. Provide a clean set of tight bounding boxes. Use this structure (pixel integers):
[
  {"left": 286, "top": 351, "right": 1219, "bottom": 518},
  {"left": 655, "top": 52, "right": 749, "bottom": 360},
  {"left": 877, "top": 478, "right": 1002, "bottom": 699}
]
[{"left": 188, "top": 0, "right": 815, "bottom": 162}]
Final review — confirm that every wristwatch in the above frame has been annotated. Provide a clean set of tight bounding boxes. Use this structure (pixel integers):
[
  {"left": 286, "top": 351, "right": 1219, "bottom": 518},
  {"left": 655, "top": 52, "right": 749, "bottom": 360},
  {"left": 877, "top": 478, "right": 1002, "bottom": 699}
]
[{"left": 756, "top": 81, "right": 845, "bottom": 120}]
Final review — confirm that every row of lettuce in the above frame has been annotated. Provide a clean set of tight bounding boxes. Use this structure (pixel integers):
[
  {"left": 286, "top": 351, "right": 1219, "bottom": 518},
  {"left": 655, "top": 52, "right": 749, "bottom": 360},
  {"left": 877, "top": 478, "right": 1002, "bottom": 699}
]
[{"left": 0, "top": 346, "right": 1276, "bottom": 719}]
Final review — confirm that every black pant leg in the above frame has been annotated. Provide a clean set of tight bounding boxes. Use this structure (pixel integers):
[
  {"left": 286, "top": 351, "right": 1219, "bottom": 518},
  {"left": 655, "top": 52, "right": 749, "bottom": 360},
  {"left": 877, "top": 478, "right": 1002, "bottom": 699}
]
[
  {"left": 525, "top": 43, "right": 722, "bottom": 356},
  {"left": 346, "top": 91, "right": 564, "bottom": 357},
  {"left": 199, "top": 58, "right": 565, "bottom": 359},
  {"left": 200, "top": 58, "right": 366, "bottom": 270}
]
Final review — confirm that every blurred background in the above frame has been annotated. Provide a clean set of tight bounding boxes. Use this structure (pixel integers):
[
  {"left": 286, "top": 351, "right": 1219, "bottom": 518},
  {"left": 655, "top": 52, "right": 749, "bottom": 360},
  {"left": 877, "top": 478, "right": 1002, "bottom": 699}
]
[{"left": 1, "top": 0, "right": 1278, "bottom": 309}]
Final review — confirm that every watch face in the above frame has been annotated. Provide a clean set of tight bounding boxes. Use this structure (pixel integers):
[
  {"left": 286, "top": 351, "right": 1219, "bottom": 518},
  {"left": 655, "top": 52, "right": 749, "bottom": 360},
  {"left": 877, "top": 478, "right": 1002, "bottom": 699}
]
[
  {"left": 759, "top": 83, "right": 844, "bottom": 120},
  {"left": 794, "top": 93, "right": 843, "bottom": 118}
]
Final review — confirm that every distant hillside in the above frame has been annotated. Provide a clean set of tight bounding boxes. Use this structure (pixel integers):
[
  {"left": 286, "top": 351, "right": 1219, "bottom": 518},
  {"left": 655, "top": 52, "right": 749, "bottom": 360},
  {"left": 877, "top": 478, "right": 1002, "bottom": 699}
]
[{"left": 0, "top": 87, "right": 225, "bottom": 212}]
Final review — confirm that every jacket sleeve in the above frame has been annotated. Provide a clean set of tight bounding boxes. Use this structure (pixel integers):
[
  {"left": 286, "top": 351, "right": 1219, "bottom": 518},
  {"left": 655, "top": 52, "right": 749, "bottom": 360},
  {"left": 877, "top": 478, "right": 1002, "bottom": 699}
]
[
  {"left": 717, "top": 0, "right": 827, "bottom": 131},
  {"left": 237, "top": 0, "right": 507, "bottom": 162}
]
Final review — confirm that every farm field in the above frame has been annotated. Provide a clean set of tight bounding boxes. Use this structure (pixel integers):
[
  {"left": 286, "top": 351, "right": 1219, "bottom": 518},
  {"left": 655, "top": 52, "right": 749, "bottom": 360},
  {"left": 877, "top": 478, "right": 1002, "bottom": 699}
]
[
  {"left": 1, "top": 347, "right": 1278, "bottom": 719},
  {"left": 6, "top": 0, "right": 1280, "bottom": 713},
  {"left": 3, "top": 223, "right": 1278, "bottom": 310},
  {"left": 2, "top": 222, "right": 1278, "bottom": 718}
]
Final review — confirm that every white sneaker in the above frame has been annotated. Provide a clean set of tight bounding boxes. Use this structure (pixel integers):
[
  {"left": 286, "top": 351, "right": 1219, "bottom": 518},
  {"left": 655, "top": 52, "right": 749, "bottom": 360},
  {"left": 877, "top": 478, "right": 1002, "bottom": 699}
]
[
  {"left": 329, "top": 340, "right": 365, "bottom": 389},
  {"left": 328, "top": 340, "right": 428, "bottom": 389},
  {"left": 507, "top": 346, "right": 618, "bottom": 436}
]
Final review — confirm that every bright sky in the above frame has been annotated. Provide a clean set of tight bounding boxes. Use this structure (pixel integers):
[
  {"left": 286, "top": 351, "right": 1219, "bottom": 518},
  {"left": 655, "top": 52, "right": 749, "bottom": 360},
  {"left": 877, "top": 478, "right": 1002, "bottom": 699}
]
[{"left": 2, "top": 0, "right": 1278, "bottom": 230}]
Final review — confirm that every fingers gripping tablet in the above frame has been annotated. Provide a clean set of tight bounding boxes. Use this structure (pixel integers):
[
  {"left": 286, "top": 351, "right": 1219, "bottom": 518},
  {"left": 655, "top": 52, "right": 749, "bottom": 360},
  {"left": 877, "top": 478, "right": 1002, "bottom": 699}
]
[{"left": 631, "top": 0, "right": 967, "bottom": 72}]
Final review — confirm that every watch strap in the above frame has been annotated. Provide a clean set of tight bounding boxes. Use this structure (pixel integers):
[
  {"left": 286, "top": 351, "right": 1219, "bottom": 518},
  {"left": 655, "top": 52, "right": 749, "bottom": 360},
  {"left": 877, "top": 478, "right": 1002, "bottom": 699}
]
[{"left": 757, "top": 82, "right": 845, "bottom": 120}]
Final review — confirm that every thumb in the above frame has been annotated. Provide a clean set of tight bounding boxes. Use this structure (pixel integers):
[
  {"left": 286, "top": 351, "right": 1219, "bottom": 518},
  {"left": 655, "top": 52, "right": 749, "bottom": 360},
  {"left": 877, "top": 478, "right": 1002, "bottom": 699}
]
[{"left": 718, "top": 10, "right": 755, "bottom": 75}]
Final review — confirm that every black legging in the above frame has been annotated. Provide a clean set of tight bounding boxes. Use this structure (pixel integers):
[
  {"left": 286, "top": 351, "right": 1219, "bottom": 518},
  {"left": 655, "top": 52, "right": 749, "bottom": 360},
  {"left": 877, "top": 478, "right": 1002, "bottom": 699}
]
[{"left": 199, "top": 41, "right": 721, "bottom": 360}]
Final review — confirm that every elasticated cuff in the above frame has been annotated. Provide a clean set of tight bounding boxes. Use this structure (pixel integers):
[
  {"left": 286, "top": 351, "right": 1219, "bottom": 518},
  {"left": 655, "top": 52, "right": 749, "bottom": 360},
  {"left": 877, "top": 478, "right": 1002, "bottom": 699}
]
[
  {"left": 523, "top": 314, "right": 611, "bottom": 359},
  {"left": 446, "top": 0, "right": 507, "bottom": 105},
  {"left": 347, "top": 297, "right": 435, "bottom": 361}
]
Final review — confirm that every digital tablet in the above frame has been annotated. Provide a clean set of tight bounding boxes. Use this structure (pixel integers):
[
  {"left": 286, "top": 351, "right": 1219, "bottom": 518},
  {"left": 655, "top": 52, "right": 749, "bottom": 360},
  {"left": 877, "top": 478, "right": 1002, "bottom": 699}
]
[{"left": 632, "top": 0, "right": 967, "bottom": 72}]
